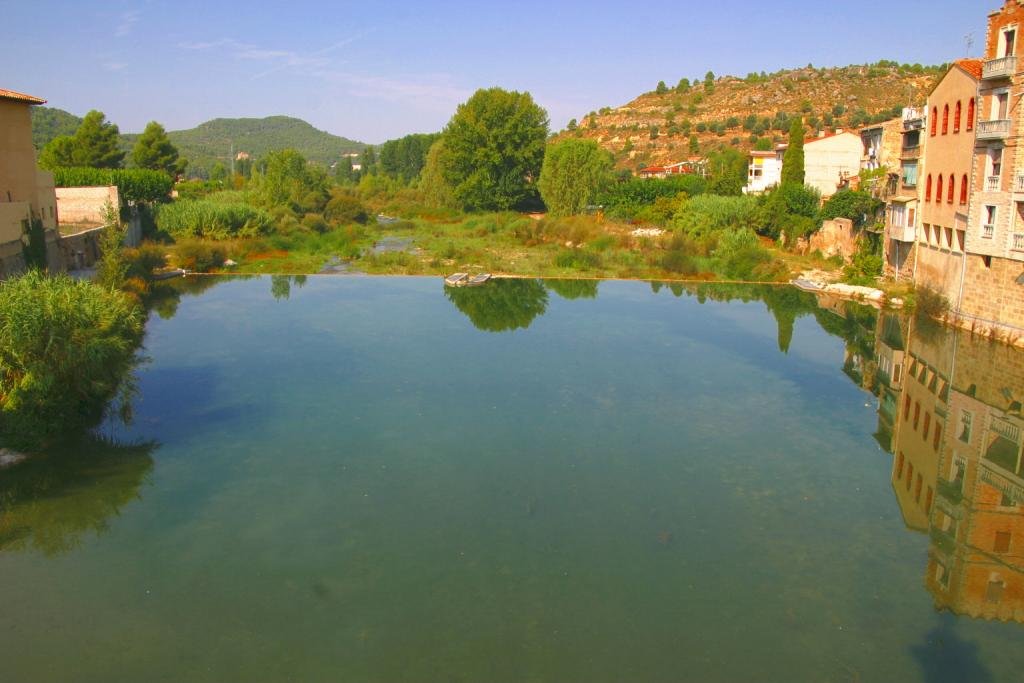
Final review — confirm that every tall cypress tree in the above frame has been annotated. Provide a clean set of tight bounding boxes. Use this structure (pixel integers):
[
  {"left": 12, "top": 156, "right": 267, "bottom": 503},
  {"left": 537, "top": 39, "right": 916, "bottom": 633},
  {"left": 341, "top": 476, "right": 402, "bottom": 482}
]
[{"left": 781, "top": 119, "right": 805, "bottom": 186}]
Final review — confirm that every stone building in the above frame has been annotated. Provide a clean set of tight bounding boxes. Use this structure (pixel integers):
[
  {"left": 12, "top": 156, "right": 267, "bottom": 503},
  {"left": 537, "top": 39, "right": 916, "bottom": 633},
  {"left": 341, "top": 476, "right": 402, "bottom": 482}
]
[
  {"left": 884, "top": 108, "right": 928, "bottom": 279},
  {"left": 914, "top": 60, "right": 982, "bottom": 303},
  {"left": 956, "top": 0, "right": 1024, "bottom": 339},
  {"left": 0, "top": 88, "right": 60, "bottom": 276}
]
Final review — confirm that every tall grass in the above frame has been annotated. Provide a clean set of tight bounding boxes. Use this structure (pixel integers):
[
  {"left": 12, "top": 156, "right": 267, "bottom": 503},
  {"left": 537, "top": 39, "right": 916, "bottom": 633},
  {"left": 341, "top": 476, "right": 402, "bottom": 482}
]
[
  {"left": 156, "top": 200, "right": 273, "bottom": 240},
  {"left": 0, "top": 272, "right": 143, "bottom": 449}
]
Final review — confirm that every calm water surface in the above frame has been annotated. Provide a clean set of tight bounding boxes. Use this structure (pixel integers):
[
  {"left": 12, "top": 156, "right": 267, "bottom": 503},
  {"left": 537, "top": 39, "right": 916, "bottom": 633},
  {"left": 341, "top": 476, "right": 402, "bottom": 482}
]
[{"left": 1, "top": 276, "right": 1022, "bottom": 682}]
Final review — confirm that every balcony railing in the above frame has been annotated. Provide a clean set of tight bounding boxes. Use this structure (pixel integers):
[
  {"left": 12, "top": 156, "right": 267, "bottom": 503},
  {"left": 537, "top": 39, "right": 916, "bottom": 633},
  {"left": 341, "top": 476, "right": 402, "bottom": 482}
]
[
  {"left": 901, "top": 145, "right": 921, "bottom": 160},
  {"left": 987, "top": 175, "right": 1002, "bottom": 192},
  {"left": 1014, "top": 233, "right": 1024, "bottom": 252},
  {"left": 983, "top": 224, "right": 996, "bottom": 239},
  {"left": 992, "top": 418, "right": 1022, "bottom": 444},
  {"left": 888, "top": 224, "right": 916, "bottom": 243},
  {"left": 978, "top": 119, "right": 1012, "bottom": 140},
  {"left": 983, "top": 55, "right": 1017, "bottom": 80},
  {"left": 1016, "top": 174, "right": 1024, "bottom": 193}
]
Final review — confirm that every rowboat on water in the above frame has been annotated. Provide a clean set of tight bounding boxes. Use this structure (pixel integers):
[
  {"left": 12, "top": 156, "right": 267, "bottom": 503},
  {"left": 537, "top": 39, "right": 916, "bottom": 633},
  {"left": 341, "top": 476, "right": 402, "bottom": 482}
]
[
  {"left": 445, "top": 272, "right": 469, "bottom": 287},
  {"left": 465, "top": 273, "right": 491, "bottom": 287}
]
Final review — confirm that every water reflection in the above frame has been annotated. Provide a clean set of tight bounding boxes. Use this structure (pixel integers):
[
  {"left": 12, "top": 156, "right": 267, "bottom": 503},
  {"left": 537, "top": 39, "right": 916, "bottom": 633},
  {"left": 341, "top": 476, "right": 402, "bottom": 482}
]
[
  {"left": 878, "top": 314, "right": 1024, "bottom": 624},
  {"left": 0, "top": 436, "right": 156, "bottom": 556},
  {"left": 544, "top": 278, "right": 599, "bottom": 300},
  {"left": 444, "top": 278, "right": 548, "bottom": 332}
]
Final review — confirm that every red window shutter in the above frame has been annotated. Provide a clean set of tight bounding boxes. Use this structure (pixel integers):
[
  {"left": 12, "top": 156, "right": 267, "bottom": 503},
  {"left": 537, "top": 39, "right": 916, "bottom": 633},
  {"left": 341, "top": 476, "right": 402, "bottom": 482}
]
[{"left": 960, "top": 175, "right": 968, "bottom": 205}]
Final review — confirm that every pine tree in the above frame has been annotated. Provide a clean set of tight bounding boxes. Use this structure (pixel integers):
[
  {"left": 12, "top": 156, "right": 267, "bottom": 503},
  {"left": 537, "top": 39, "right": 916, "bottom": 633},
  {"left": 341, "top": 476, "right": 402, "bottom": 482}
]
[
  {"left": 132, "top": 121, "right": 183, "bottom": 176},
  {"left": 71, "top": 111, "right": 125, "bottom": 168},
  {"left": 781, "top": 119, "right": 805, "bottom": 186}
]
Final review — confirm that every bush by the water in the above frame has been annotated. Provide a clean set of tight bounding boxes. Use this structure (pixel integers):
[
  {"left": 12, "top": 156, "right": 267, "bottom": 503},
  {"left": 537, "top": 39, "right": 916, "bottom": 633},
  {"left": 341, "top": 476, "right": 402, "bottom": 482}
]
[
  {"left": 52, "top": 167, "right": 173, "bottom": 204},
  {"left": 674, "top": 194, "right": 758, "bottom": 238},
  {"left": 156, "top": 199, "right": 272, "bottom": 239},
  {"left": 0, "top": 272, "right": 143, "bottom": 449},
  {"left": 174, "top": 240, "right": 227, "bottom": 272}
]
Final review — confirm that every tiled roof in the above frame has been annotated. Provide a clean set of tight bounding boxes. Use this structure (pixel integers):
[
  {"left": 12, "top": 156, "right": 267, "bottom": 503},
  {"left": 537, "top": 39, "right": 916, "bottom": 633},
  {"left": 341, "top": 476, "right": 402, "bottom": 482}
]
[
  {"left": 954, "top": 59, "right": 983, "bottom": 80},
  {"left": 0, "top": 88, "right": 46, "bottom": 105}
]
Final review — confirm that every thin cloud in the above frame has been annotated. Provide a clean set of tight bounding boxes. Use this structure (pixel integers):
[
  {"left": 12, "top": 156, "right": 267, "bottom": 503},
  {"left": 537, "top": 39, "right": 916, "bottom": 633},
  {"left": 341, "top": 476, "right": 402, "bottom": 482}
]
[
  {"left": 115, "top": 9, "right": 140, "bottom": 38},
  {"left": 103, "top": 61, "right": 128, "bottom": 72}
]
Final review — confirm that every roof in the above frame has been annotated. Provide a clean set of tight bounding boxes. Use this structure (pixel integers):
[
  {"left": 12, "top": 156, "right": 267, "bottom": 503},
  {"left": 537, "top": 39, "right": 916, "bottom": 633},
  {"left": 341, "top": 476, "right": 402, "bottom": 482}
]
[
  {"left": 0, "top": 88, "right": 46, "bottom": 105},
  {"left": 954, "top": 59, "right": 983, "bottom": 81},
  {"left": 804, "top": 130, "right": 860, "bottom": 145},
  {"left": 750, "top": 150, "right": 776, "bottom": 157}
]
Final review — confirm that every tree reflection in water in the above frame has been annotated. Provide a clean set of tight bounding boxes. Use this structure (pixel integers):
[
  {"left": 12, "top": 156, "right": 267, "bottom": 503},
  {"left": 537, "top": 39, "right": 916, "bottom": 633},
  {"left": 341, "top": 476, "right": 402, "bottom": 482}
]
[
  {"left": 444, "top": 278, "right": 549, "bottom": 332},
  {"left": 544, "top": 278, "right": 599, "bottom": 300},
  {"left": 0, "top": 436, "right": 157, "bottom": 556}
]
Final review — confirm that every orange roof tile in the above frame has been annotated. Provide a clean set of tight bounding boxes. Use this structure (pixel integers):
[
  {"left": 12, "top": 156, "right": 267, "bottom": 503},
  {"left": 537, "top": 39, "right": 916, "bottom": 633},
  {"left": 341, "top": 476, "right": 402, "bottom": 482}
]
[
  {"left": 0, "top": 88, "right": 46, "bottom": 105},
  {"left": 954, "top": 59, "right": 983, "bottom": 80}
]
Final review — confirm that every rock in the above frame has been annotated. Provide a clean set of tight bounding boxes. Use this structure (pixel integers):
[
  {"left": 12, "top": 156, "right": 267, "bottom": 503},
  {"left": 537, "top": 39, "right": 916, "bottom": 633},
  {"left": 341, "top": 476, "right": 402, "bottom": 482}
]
[
  {"left": 0, "top": 448, "right": 28, "bottom": 469},
  {"left": 223, "top": 259, "right": 238, "bottom": 267}
]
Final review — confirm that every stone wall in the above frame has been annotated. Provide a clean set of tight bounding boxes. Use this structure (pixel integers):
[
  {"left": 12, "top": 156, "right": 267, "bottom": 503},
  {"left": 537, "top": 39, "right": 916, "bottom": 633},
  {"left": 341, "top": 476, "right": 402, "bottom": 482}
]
[
  {"left": 915, "top": 243, "right": 964, "bottom": 304},
  {"left": 808, "top": 218, "right": 858, "bottom": 261},
  {"left": 956, "top": 253, "right": 1024, "bottom": 340},
  {"left": 55, "top": 186, "right": 119, "bottom": 228}
]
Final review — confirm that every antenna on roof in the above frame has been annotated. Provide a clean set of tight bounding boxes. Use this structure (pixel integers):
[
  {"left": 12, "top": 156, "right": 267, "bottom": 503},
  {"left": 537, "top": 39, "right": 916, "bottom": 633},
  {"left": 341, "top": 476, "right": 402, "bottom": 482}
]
[{"left": 964, "top": 32, "right": 975, "bottom": 57}]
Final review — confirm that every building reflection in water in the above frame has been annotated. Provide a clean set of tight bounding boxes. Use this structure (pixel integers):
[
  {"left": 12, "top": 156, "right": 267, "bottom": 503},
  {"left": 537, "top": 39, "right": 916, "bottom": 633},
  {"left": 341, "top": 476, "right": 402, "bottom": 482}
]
[{"left": 876, "top": 313, "right": 1024, "bottom": 624}]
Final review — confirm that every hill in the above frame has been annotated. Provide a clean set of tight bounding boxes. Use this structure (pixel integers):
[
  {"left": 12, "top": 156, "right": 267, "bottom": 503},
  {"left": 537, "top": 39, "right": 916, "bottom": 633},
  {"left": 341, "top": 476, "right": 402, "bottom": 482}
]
[
  {"left": 558, "top": 62, "right": 946, "bottom": 170},
  {"left": 133, "top": 116, "right": 366, "bottom": 175},
  {"left": 31, "top": 107, "right": 82, "bottom": 150},
  {"left": 30, "top": 108, "right": 366, "bottom": 176}
]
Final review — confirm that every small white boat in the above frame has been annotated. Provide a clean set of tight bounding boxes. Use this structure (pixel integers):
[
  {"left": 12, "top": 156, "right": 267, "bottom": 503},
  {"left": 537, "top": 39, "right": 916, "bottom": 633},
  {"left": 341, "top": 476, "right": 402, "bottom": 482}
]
[
  {"left": 445, "top": 272, "right": 469, "bottom": 287},
  {"left": 465, "top": 273, "right": 491, "bottom": 287}
]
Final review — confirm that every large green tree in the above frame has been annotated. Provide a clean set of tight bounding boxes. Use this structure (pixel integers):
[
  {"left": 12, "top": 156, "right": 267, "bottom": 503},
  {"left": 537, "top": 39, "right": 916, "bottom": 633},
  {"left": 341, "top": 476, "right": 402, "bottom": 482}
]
[
  {"left": 132, "top": 121, "right": 185, "bottom": 176},
  {"left": 378, "top": 132, "right": 441, "bottom": 180},
  {"left": 440, "top": 87, "right": 549, "bottom": 211},
  {"left": 538, "top": 138, "right": 613, "bottom": 217},
  {"left": 781, "top": 119, "right": 805, "bottom": 186},
  {"left": 38, "top": 110, "right": 125, "bottom": 170}
]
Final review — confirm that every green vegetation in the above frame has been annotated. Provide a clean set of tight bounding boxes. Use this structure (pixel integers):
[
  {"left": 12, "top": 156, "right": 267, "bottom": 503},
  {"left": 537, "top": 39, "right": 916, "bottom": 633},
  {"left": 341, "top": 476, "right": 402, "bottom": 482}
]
[
  {"left": 52, "top": 167, "right": 173, "bottom": 203},
  {"left": 0, "top": 272, "right": 143, "bottom": 449},
  {"left": 821, "top": 190, "right": 883, "bottom": 228},
  {"left": 538, "top": 139, "right": 613, "bottom": 217},
  {"left": 39, "top": 110, "right": 125, "bottom": 170},
  {"left": 123, "top": 116, "right": 365, "bottom": 177},
  {"left": 132, "top": 122, "right": 186, "bottom": 176},
  {"left": 438, "top": 88, "right": 549, "bottom": 211},
  {"left": 780, "top": 119, "right": 805, "bottom": 186},
  {"left": 378, "top": 133, "right": 441, "bottom": 181},
  {"left": 155, "top": 199, "right": 273, "bottom": 240},
  {"left": 30, "top": 106, "right": 81, "bottom": 151}
]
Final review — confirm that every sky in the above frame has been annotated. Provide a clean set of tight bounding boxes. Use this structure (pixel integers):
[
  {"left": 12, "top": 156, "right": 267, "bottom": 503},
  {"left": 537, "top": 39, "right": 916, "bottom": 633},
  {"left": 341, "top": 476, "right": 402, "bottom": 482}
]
[{"left": 2, "top": 0, "right": 988, "bottom": 144}]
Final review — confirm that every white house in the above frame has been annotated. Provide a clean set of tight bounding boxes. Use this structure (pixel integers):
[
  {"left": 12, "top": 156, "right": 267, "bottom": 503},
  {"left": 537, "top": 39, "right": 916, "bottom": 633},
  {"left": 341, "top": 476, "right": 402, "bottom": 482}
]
[
  {"left": 776, "top": 130, "right": 864, "bottom": 198},
  {"left": 743, "top": 150, "right": 783, "bottom": 194}
]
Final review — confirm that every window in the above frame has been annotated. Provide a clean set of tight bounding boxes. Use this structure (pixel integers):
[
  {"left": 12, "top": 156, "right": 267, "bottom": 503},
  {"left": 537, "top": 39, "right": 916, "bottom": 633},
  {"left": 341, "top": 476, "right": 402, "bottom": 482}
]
[
  {"left": 931, "top": 107, "right": 938, "bottom": 136},
  {"left": 959, "top": 410, "right": 973, "bottom": 442},
  {"left": 897, "top": 452, "right": 905, "bottom": 478},
  {"left": 914, "top": 402, "right": 921, "bottom": 430},
  {"left": 948, "top": 175, "right": 955, "bottom": 203},
  {"left": 915, "top": 473, "right": 923, "bottom": 502},
  {"left": 937, "top": 175, "right": 944, "bottom": 203},
  {"left": 994, "top": 531, "right": 1011, "bottom": 553},
  {"left": 960, "top": 174, "right": 969, "bottom": 205},
  {"left": 925, "top": 486, "right": 933, "bottom": 514},
  {"left": 1005, "top": 28, "right": 1017, "bottom": 58},
  {"left": 945, "top": 227, "right": 953, "bottom": 248},
  {"left": 987, "top": 576, "right": 1005, "bottom": 604},
  {"left": 926, "top": 174, "right": 933, "bottom": 201},
  {"left": 942, "top": 104, "right": 949, "bottom": 134},
  {"left": 967, "top": 98, "right": 975, "bottom": 131},
  {"left": 954, "top": 101, "right": 962, "bottom": 133},
  {"left": 956, "top": 230, "right": 965, "bottom": 252},
  {"left": 991, "top": 148, "right": 1004, "bottom": 179},
  {"left": 904, "top": 395, "right": 912, "bottom": 420},
  {"left": 906, "top": 462, "right": 914, "bottom": 491},
  {"left": 996, "top": 92, "right": 1010, "bottom": 120},
  {"left": 902, "top": 161, "right": 918, "bottom": 187},
  {"left": 923, "top": 413, "right": 931, "bottom": 440},
  {"left": 983, "top": 254, "right": 993, "bottom": 267}
]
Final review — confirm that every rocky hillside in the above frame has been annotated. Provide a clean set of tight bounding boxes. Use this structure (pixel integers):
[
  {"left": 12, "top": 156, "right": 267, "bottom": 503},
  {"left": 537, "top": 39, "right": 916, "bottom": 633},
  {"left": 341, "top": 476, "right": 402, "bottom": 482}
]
[{"left": 559, "top": 62, "right": 945, "bottom": 169}]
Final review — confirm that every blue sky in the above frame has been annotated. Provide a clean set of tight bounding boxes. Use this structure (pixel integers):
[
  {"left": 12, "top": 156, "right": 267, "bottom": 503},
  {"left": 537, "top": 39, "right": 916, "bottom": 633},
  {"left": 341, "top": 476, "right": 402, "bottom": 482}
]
[{"left": 3, "top": 0, "right": 986, "bottom": 144}]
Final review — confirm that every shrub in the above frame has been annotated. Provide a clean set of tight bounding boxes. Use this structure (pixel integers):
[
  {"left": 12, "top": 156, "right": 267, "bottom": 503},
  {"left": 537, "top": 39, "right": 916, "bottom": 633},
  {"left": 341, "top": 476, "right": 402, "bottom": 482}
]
[
  {"left": 302, "top": 213, "right": 330, "bottom": 234},
  {"left": 915, "top": 285, "right": 950, "bottom": 320},
  {"left": 674, "top": 194, "right": 759, "bottom": 238},
  {"left": 842, "top": 239, "right": 884, "bottom": 285},
  {"left": 0, "top": 272, "right": 143, "bottom": 448},
  {"left": 52, "top": 167, "right": 173, "bottom": 203},
  {"left": 324, "top": 192, "right": 370, "bottom": 225},
  {"left": 821, "top": 190, "right": 883, "bottom": 227},
  {"left": 174, "top": 240, "right": 226, "bottom": 272},
  {"left": 124, "top": 243, "right": 167, "bottom": 281},
  {"left": 155, "top": 200, "right": 272, "bottom": 240},
  {"left": 554, "top": 249, "right": 602, "bottom": 270}
]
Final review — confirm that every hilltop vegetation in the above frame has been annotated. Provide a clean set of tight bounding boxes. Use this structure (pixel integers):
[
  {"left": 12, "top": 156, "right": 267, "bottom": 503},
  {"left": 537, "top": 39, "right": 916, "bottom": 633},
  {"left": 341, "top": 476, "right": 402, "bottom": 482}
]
[
  {"left": 31, "top": 108, "right": 366, "bottom": 176},
  {"left": 126, "top": 116, "right": 365, "bottom": 175},
  {"left": 560, "top": 61, "right": 946, "bottom": 169}
]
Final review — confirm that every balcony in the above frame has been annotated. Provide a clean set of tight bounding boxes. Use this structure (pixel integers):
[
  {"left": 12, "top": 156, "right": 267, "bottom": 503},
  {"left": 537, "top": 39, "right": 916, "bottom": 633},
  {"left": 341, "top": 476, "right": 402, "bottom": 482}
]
[
  {"left": 901, "top": 145, "right": 921, "bottom": 160},
  {"left": 987, "top": 175, "right": 1002, "bottom": 192},
  {"left": 1016, "top": 174, "right": 1024, "bottom": 193},
  {"left": 983, "top": 223, "right": 996, "bottom": 239},
  {"left": 983, "top": 55, "right": 1017, "bottom": 80},
  {"left": 1014, "top": 233, "right": 1024, "bottom": 252},
  {"left": 978, "top": 119, "right": 1012, "bottom": 140},
  {"left": 888, "top": 224, "right": 916, "bottom": 243}
]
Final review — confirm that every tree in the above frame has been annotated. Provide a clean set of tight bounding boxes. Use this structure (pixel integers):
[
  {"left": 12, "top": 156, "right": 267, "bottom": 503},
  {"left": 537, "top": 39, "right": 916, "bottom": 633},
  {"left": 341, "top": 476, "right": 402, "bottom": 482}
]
[
  {"left": 359, "top": 146, "right": 377, "bottom": 175},
  {"left": 39, "top": 110, "right": 125, "bottom": 170},
  {"left": 655, "top": 80, "right": 669, "bottom": 95},
  {"left": 689, "top": 135, "right": 700, "bottom": 154},
  {"left": 96, "top": 201, "right": 129, "bottom": 291},
  {"left": 821, "top": 190, "right": 883, "bottom": 227},
  {"left": 335, "top": 156, "right": 355, "bottom": 184},
  {"left": 378, "top": 132, "right": 441, "bottom": 180},
  {"left": 706, "top": 147, "right": 748, "bottom": 196},
  {"left": 251, "top": 149, "right": 328, "bottom": 210},
  {"left": 209, "top": 162, "right": 227, "bottom": 184},
  {"left": 676, "top": 78, "right": 691, "bottom": 93},
  {"left": 780, "top": 119, "right": 805, "bottom": 187},
  {"left": 420, "top": 139, "right": 454, "bottom": 208},
  {"left": 439, "top": 87, "right": 549, "bottom": 211},
  {"left": 131, "top": 121, "right": 184, "bottom": 176},
  {"left": 538, "top": 138, "right": 613, "bottom": 217}
]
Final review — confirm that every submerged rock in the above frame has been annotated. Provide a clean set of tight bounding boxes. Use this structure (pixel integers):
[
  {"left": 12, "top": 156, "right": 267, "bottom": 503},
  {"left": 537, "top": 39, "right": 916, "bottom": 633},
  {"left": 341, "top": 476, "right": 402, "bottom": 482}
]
[{"left": 0, "top": 448, "right": 28, "bottom": 469}]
